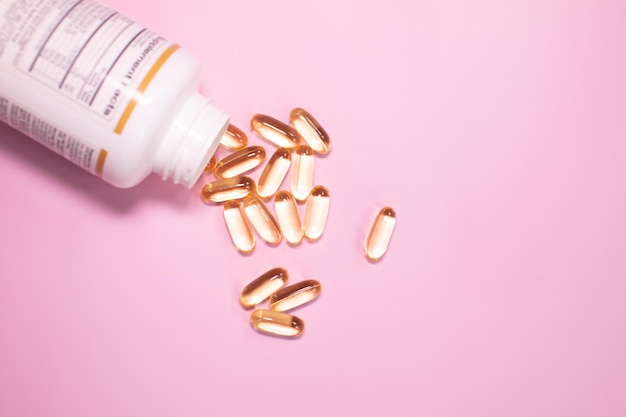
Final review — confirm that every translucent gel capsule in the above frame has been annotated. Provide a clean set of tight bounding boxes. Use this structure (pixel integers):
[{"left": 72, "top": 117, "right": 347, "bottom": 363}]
[
  {"left": 250, "top": 309, "right": 304, "bottom": 338},
  {"left": 223, "top": 200, "right": 255, "bottom": 254},
  {"left": 365, "top": 207, "right": 397, "bottom": 261},
  {"left": 243, "top": 194, "right": 282, "bottom": 245},
  {"left": 303, "top": 186, "right": 330, "bottom": 241},
  {"left": 290, "top": 145, "right": 315, "bottom": 201},
  {"left": 240, "top": 267, "right": 289, "bottom": 309},
  {"left": 220, "top": 124, "right": 248, "bottom": 150},
  {"left": 204, "top": 155, "right": 217, "bottom": 173},
  {"left": 250, "top": 114, "right": 301, "bottom": 149},
  {"left": 274, "top": 190, "right": 304, "bottom": 245},
  {"left": 214, "top": 146, "right": 266, "bottom": 179},
  {"left": 201, "top": 176, "right": 255, "bottom": 203},
  {"left": 289, "top": 108, "right": 332, "bottom": 155},
  {"left": 257, "top": 148, "right": 292, "bottom": 199},
  {"left": 269, "top": 280, "right": 321, "bottom": 312}
]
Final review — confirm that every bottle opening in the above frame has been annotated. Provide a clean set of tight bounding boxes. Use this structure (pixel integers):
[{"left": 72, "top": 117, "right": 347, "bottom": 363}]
[{"left": 156, "top": 93, "right": 230, "bottom": 188}]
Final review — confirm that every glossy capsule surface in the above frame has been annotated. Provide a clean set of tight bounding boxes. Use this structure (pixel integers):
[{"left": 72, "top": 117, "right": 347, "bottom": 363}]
[
  {"left": 257, "top": 148, "right": 291, "bottom": 199},
  {"left": 201, "top": 176, "right": 255, "bottom": 203},
  {"left": 220, "top": 124, "right": 248, "bottom": 150},
  {"left": 274, "top": 190, "right": 304, "bottom": 245},
  {"left": 250, "top": 114, "right": 301, "bottom": 149},
  {"left": 290, "top": 145, "right": 315, "bottom": 201},
  {"left": 250, "top": 309, "right": 304, "bottom": 337},
  {"left": 304, "top": 186, "right": 330, "bottom": 241},
  {"left": 365, "top": 207, "right": 397, "bottom": 261},
  {"left": 223, "top": 200, "right": 255, "bottom": 254},
  {"left": 214, "top": 146, "right": 266, "bottom": 179},
  {"left": 240, "top": 267, "right": 288, "bottom": 309},
  {"left": 269, "top": 280, "right": 321, "bottom": 312},
  {"left": 289, "top": 108, "right": 331, "bottom": 154},
  {"left": 204, "top": 155, "right": 217, "bottom": 173},
  {"left": 243, "top": 194, "right": 282, "bottom": 245}
]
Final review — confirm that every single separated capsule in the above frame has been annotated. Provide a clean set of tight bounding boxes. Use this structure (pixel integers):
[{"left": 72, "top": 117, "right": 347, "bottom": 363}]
[
  {"left": 365, "top": 207, "right": 397, "bottom": 261},
  {"left": 290, "top": 108, "right": 331, "bottom": 154},
  {"left": 290, "top": 145, "right": 315, "bottom": 201},
  {"left": 201, "top": 176, "right": 255, "bottom": 203},
  {"left": 250, "top": 114, "right": 301, "bottom": 149},
  {"left": 220, "top": 124, "right": 248, "bottom": 150},
  {"left": 243, "top": 194, "right": 282, "bottom": 245},
  {"left": 223, "top": 200, "right": 255, "bottom": 254},
  {"left": 214, "top": 146, "right": 266, "bottom": 179},
  {"left": 274, "top": 190, "right": 304, "bottom": 245},
  {"left": 257, "top": 148, "right": 292, "bottom": 199},
  {"left": 269, "top": 280, "right": 321, "bottom": 312},
  {"left": 304, "top": 186, "right": 330, "bottom": 241},
  {"left": 250, "top": 309, "right": 304, "bottom": 338},
  {"left": 240, "top": 267, "right": 289, "bottom": 309}
]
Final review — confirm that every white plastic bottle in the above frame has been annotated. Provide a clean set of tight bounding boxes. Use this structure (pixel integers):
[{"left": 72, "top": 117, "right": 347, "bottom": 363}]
[{"left": 0, "top": 0, "right": 229, "bottom": 188}]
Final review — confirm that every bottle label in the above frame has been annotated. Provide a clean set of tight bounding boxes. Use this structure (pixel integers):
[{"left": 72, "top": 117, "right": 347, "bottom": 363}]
[
  {"left": 0, "top": 94, "right": 107, "bottom": 176},
  {"left": 0, "top": 0, "right": 177, "bottom": 134}
]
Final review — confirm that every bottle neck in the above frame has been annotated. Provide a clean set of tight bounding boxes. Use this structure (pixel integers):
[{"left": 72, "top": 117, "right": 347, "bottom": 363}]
[{"left": 154, "top": 93, "right": 229, "bottom": 188}]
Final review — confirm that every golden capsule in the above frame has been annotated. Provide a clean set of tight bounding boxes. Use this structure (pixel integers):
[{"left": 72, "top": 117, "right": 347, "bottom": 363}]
[
  {"left": 243, "top": 194, "right": 282, "bottom": 245},
  {"left": 201, "top": 176, "right": 255, "bottom": 203},
  {"left": 223, "top": 200, "right": 255, "bottom": 254},
  {"left": 365, "top": 207, "right": 397, "bottom": 261},
  {"left": 220, "top": 124, "right": 248, "bottom": 150},
  {"left": 289, "top": 108, "right": 331, "bottom": 155},
  {"left": 274, "top": 190, "right": 304, "bottom": 245},
  {"left": 204, "top": 154, "right": 217, "bottom": 173},
  {"left": 214, "top": 146, "right": 266, "bottom": 179},
  {"left": 269, "top": 280, "right": 321, "bottom": 312},
  {"left": 240, "top": 267, "right": 289, "bottom": 309},
  {"left": 257, "top": 148, "right": 292, "bottom": 199},
  {"left": 303, "top": 185, "right": 330, "bottom": 241},
  {"left": 290, "top": 145, "right": 315, "bottom": 201},
  {"left": 250, "top": 113, "right": 301, "bottom": 149},
  {"left": 249, "top": 309, "right": 304, "bottom": 338}
]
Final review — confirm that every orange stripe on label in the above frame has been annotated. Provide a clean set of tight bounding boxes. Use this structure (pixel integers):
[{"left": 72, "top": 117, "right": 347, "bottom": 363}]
[
  {"left": 114, "top": 43, "right": 181, "bottom": 135},
  {"left": 96, "top": 149, "right": 108, "bottom": 177}
]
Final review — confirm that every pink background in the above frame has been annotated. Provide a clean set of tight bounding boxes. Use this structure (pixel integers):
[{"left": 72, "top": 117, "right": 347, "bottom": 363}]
[{"left": 1, "top": 0, "right": 625, "bottom": 416}]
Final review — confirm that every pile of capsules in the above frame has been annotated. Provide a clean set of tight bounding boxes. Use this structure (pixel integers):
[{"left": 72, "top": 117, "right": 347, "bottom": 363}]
[
  {"left": 239, "top": 267, "right": 319, "bottom": 338},
  {"left": 201, "top": 108, "right": 396, "bottom": 337},
  {"left": 201, "top": 109, "right": 334, "bottom": 249}
]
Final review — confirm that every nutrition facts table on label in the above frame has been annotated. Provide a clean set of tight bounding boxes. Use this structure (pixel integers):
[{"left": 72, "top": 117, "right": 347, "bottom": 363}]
[{"left": 0, "top": 0, "right": 170, "bottom": 121}]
